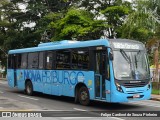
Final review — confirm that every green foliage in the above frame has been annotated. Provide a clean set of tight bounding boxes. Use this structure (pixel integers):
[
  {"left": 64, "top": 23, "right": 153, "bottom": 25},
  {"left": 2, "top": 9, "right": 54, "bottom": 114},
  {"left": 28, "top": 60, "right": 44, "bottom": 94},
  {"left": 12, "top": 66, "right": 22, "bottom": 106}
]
[
  {"left": 0, "top": 0, "right": 160, "bottom": 68},
  {"left": 152, "top": 89, "right": 160, "bottom": 95},
  {"left": 101, "top": 5, "right": 130, "bottom": 28},
  {"left": 100, "top": 1, "right": 131, "bottom": 38},
  {"left": 121, "top": 0, "right": 160, "bottom": 41},
  {"left": 48, "top": 8, "right": 106, "bottom": 40},
  {"left": 121, "top": 25, "right": 154, "bottom": 42},
  {"left": 102, "top": 6, "right": 129, "bottom": 16}
]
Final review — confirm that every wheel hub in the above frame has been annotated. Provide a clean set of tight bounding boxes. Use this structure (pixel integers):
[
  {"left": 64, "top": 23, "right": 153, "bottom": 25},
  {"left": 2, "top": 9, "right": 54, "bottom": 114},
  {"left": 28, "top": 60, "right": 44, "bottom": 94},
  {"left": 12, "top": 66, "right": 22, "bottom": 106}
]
[{"left": 81, "top": 91, "right": 88, "bottom": 100}]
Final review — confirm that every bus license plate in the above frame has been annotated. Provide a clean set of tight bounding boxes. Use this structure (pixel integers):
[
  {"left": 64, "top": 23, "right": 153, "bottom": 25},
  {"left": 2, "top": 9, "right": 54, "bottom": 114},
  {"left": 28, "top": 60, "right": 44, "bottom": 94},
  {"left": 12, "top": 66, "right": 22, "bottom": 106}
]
[{"left": 133, "top": 94, "right": 140, "bottom": 98}]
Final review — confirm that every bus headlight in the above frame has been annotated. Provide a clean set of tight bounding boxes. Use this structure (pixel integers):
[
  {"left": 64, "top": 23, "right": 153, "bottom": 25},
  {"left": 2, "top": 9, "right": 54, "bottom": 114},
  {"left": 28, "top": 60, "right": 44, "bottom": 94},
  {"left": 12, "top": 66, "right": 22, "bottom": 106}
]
[{"left": 116, "top": 83, "right": 123, "bottom": 93}]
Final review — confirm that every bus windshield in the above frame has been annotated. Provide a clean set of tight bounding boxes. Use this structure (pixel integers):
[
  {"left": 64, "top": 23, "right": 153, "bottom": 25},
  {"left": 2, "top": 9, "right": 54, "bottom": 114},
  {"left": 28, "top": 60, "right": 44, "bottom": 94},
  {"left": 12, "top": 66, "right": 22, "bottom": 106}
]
[{"left": 113, "top": 50, "right": 150, "bottom": 80}]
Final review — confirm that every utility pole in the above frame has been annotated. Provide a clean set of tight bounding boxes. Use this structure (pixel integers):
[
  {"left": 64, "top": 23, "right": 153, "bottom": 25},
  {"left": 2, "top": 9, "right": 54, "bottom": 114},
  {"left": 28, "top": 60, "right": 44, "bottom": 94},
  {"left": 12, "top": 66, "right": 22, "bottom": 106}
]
[{"left": 41, "top": 30, "right": 51, "bottom": 43}]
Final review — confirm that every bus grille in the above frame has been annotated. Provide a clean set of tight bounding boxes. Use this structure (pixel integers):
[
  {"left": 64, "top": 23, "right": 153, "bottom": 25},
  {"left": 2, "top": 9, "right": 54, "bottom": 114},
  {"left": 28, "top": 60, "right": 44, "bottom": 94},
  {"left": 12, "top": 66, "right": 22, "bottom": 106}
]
[{"left": 122, "top": 82, "right": 147, "bottom": 88}]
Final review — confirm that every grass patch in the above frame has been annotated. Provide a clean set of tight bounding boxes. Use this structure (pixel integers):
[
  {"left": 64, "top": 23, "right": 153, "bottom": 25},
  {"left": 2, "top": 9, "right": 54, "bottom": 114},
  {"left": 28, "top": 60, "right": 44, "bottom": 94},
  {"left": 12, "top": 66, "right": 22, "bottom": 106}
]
[{"left": 152, "top": 89, "right": 160, "bottom": 95}]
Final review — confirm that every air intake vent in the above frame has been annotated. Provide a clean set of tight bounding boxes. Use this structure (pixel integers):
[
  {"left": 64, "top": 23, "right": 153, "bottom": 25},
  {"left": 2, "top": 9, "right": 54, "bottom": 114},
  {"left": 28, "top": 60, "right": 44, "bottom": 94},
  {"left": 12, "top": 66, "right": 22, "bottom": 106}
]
[{"left": 121, "top": 81, "right": 148, "bottom": 88}]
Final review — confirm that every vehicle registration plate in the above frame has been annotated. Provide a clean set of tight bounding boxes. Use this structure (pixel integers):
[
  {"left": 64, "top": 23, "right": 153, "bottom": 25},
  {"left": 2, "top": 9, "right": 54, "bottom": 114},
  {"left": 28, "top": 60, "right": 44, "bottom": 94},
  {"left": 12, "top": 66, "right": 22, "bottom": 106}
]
[{"left": 133, "top": 94, "right": 140, "bottom": 98}]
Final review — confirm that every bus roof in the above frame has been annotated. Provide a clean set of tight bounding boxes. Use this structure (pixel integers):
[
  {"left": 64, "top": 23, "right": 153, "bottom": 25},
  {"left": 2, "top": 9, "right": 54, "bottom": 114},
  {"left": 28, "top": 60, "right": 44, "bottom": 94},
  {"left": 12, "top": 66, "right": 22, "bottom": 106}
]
[
  {"left": 8, "top": 39, "right": 109, "bottom": 54},
  {"left": 8, "top": 38, "right": 145, "bottom": 54}
]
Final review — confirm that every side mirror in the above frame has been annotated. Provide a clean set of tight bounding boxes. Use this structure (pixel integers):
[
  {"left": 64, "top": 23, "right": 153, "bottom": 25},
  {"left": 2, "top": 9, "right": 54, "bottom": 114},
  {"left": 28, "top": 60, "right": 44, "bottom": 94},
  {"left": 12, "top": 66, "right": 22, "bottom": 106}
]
[{"left": 109, "top": 52, "right": 113, "bottom": 60}]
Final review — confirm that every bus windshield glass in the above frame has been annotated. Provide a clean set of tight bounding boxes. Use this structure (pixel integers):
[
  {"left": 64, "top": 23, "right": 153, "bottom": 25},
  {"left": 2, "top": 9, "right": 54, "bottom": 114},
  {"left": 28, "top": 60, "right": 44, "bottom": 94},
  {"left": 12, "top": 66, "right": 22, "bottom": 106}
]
[{"left": 113, "top": 50, "right": 150, "bottom": 80}]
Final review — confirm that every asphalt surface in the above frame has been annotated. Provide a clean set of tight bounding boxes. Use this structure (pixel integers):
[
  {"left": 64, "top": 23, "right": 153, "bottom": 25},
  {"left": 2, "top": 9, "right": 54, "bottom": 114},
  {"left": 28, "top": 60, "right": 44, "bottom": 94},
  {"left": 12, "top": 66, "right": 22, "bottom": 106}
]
[{"left": 0, "top": 80, "right": 160, "bottom": 120}]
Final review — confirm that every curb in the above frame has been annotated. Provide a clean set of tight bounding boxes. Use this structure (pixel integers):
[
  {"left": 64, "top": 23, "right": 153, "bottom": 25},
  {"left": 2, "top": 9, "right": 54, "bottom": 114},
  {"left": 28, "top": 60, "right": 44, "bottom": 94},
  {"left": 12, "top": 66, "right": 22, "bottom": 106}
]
[
  {"left": 0, "top": 78, "right": 6, "bottom": 81},
  {"left": 151, "top": 97, "right": 160, "bottom": 101}
]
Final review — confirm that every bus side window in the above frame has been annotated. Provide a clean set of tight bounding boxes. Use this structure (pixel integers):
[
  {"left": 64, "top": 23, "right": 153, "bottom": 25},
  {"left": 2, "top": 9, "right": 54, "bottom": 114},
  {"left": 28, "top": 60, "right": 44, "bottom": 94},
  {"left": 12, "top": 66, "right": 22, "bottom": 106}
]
[
  {"left": 16, "top": 54, "right": 27, "bottom": 69},
  {"left": 8, "top": 54, "right": 13, "bottom": 69},
  {"left": 39, "top": 52, "right": 44, "bottom": 69},
  {"left": 71, "top": 48, "right": 89, "bottom": 70},
  {"left": 20, "top": 53, "right": 27, "bottom": 69},
  {"left": 56, "top": 50, "right": 71, "bottom": 69},
  {"left": 46, "top": 51, "right": 53, "bottom": 70},
  {"left": 16, "top": 54, "right": 21, "bottom": 69},
  {"left": 77, "top": 50, "right": 89, "bottom": 70},
  {"left": 28, "top": 52, "right": 38, "bottom": 69},
  {"left": 71, "top": 50, "right": 78, "bottom": 69}
]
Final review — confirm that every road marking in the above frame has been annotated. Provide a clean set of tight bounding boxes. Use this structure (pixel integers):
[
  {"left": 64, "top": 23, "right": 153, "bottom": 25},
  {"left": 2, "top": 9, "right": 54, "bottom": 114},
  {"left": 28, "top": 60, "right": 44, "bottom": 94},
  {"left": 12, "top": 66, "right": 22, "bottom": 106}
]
[
  {"left": 0, "top": 82, "right": 7, "bottom": 85},
  {"left": 0, "top": 91, "right": 4, "bottom": 94},
  {"left": 18, "top": 95, "right": 39, "bottom": 101},
  {"left": 111, "top": 117, "right": 125, "bottom": 120},
  {"left": 0, "top": 110, "right": 32, "bottom": 112},
  {"left": 61, "top": 117, "right": 92, "bottom": 119},
  {"left": 61, "top": 117, "right": 124, "bottom": 120},
  {"left": 32, "top": 109, "right": 74, "bottom": 111},
  {"left": 74, "top": 108, "right": 87, "bottom": 111}
]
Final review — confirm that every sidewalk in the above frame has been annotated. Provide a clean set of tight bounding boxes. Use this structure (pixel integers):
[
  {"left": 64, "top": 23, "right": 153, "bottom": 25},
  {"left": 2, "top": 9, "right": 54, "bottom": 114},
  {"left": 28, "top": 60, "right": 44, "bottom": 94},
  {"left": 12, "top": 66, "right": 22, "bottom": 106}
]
[{"left": 151, "top": 94, "right": 160, "bottom": 101}]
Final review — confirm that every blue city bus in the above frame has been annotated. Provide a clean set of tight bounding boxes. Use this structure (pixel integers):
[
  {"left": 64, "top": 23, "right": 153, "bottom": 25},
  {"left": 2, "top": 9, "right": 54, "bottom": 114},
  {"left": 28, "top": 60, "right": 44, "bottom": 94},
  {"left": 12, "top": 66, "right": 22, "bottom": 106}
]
[{"left": 7, "top": 39, "right": 151, "bottom": 105}]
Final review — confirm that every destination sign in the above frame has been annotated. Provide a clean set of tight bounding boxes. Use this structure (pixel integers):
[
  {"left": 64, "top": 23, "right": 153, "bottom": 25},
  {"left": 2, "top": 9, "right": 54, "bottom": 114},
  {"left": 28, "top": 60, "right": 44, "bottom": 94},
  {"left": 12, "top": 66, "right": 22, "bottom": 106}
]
[{"left": 113, "top": 42, "right": 140, "bottom": 50}]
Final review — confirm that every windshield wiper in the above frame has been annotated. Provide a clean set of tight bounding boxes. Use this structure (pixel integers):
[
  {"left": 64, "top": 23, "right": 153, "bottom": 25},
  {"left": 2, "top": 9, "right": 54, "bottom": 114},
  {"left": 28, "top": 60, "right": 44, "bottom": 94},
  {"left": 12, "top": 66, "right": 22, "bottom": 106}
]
[
  {"left": 120, "top": 49, "right": 131, "bottom": 64},
  {"left": 134, "top": 50, "right": 141, "bottom": 68},
  {"left": 120, "top": 49, "right": 135, "bottom": 79}
]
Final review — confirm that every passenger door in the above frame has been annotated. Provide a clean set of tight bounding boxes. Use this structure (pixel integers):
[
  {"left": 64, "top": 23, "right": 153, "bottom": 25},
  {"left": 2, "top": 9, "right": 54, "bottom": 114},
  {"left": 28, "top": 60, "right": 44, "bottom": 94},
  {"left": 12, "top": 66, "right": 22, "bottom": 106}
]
[
  {"left": 89, "top": 47, "right": 110, "bottom": 101},
  {"left": 94, "top": 51, "right": 106, "bottom": 99}
]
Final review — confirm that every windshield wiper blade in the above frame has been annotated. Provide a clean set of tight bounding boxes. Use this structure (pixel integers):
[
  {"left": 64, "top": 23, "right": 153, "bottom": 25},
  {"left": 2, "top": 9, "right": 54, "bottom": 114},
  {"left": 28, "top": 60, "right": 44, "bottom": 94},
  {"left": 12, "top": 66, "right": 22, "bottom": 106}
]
[
  {"left": 120, "top": 49, "right": 135, "bottom": 79},
  {"left": 120, "top": 49, "right": 131, "bottom": 64}
]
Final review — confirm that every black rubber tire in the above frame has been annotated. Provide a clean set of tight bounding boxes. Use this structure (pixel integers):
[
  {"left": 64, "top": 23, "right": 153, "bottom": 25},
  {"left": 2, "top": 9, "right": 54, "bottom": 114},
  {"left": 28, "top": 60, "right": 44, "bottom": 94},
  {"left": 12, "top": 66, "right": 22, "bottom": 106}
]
[
  {"left": 78, "top": 86, "right": 90, "bottom": 106},
  {"left": 25, "top": 81, "right": 33, "bottom": 96},
  {"left": 74, "top": 88, "right": 79, "bottom": 104}
]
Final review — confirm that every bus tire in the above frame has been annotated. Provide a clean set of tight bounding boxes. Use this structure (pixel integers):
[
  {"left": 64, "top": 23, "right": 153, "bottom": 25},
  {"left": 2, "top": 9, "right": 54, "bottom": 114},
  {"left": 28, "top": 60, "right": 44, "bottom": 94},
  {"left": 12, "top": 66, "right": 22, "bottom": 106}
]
[
  {"left": 78, "top": 86, "right": 90, "bottom": 106},
  {"left": 25, "top": 81, "right": 33, "bottom": 96},
  {"left": 74, "top": 88, "right": 79, "bottom": 104}
]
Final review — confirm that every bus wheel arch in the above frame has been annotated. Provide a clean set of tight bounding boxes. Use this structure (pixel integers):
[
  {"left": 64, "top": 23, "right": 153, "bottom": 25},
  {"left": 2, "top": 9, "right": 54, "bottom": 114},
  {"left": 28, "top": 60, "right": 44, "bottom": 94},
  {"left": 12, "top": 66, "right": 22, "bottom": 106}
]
[
  {"left": 25, "top": 79, "right": 33, "bottom": 96},
  {"left": 75, "top": 83, "right": 90, "bottom": 105}
]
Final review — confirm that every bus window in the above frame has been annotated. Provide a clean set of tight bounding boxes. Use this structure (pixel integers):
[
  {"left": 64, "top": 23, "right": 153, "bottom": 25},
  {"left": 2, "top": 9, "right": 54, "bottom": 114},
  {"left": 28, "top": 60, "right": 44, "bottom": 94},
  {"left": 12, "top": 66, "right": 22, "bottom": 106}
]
[
  {"left": 77, "top": 49, "right": 89, "bottom": 70},
  {"left": 17, "top": 53, "right": 27, "bottom": 69},
  {"left": 46, "top": 51, "right": 53, "bottom": 70},
  {"left": 8, "top": 54, "right": 13, "bottom": 69},
  {"left": 71, "top": 48, "right": 89, "bottom": 70},
  {"left": 16, "top": 54, "right": 21, "bottom": 68},
  {"left": 28, "top": 52, "right": 38, "bottom": 69},
  {"left": 39, "top": 52, "right": 44, "bottom": 69},
  {"left": 56, "top": 50, "right": 71, "bottom": 69},
  {"left": 72, "top": 51, "right": 78, "bottom": 69}
]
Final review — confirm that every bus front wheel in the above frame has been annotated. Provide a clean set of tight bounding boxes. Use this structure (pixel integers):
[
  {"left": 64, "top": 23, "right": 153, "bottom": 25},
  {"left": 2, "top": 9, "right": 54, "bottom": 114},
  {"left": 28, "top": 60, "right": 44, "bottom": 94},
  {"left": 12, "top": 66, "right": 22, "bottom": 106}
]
[
  {"left": 25, "top": 81, "right": 33, "bottom": 96},
  {"left": 78, "top": 86, "right": 90, "bottom": 106}
]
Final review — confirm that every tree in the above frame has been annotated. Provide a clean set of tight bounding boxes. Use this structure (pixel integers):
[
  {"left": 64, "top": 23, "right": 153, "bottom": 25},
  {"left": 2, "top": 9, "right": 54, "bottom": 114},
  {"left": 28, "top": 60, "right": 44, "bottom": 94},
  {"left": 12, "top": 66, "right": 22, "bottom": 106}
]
[
  {"left": 0, "top": 0, "right": 40, "bottom": 67},
  {"left": 0, "top": 0, "right": 17, "bottom": 66},
  {"left": 72, "top": 0, "right": 132, "bottom": 38},
  {"left": 47, "top": 8, "right": 106, "bottom": 41},
  {"left": 101, "top": 5, "right": 130, "bottom": 38},
  {"left": 121, "top": 0, "right": 160, "bottom": 82},
  {"left": 121, "top": 0, "right": 160, "bottom": 42}
]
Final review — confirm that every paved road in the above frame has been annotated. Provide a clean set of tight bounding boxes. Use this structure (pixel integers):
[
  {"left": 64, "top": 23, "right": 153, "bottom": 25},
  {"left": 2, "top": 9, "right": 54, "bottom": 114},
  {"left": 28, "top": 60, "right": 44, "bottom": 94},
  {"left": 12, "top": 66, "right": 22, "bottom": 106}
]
[{"left": 0, "top": 80, "right": 160, "bottom": 120}]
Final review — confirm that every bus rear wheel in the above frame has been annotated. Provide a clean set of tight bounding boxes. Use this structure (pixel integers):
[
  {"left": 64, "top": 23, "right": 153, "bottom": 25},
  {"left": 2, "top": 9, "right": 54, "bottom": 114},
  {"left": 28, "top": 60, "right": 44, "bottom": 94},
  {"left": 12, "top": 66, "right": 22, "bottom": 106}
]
[
  {"left": 78, "top": 86, "right": 90, "bottom": 106},
  {"left": 25, "top": 81, "right": 33, "bottom": 96}
]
